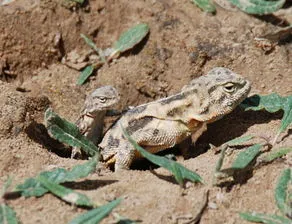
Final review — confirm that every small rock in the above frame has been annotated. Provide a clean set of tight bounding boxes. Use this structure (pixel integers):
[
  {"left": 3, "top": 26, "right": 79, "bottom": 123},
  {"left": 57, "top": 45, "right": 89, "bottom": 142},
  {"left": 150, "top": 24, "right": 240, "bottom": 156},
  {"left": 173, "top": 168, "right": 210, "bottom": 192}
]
[{"left": 208, "top": 202, "right": 218, "bottom": 209}]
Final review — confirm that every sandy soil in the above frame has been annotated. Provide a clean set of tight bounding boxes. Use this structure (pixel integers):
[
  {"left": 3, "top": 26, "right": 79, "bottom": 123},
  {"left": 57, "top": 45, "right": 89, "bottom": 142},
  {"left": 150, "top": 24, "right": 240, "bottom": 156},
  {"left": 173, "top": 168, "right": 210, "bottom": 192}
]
[{"left": 0, "top": 0, "right": 291, "bottom": 223}]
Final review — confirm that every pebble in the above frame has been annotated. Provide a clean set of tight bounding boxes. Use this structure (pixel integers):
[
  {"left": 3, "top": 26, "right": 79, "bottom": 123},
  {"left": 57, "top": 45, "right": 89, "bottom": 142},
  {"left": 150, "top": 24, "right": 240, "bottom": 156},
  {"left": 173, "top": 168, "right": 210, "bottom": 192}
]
[{"left": 208, "top": 202, "right": 218, "bottom": 209}]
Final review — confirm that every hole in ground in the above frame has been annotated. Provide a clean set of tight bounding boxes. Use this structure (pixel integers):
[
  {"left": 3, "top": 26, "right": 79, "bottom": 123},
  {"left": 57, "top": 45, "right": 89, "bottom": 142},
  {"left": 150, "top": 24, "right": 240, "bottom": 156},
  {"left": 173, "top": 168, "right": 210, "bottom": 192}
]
[{"left": 25, "top": 121, "right": 71, "bottom": 158}]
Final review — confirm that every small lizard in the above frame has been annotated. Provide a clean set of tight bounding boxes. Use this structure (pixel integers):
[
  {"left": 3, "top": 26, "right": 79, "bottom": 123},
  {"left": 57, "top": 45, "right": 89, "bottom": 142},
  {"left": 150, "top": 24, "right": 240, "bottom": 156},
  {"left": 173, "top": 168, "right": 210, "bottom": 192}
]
[
  {"left": 72, "top": 86, "right": 120, "bottom": 158},
  {"left": 98, "top": 67, "right": 251, "bottom": 170}
]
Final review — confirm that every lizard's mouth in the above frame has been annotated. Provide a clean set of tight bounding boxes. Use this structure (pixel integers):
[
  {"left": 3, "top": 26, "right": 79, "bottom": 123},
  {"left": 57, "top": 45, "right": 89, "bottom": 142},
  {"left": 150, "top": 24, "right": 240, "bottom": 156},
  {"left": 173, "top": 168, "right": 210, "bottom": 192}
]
[
  {"left": 237, "top": 79, "right": 252, "bottom": 102},
  {"left": 85, "top": 113, "right": 96, "bottom": 118}
]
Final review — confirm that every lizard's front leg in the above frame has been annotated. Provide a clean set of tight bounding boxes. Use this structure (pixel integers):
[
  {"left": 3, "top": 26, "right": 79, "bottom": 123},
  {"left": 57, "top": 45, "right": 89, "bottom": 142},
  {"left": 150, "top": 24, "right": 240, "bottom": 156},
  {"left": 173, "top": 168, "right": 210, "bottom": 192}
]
[{"left": 114, "top": 143, "right": 136, "bottom": 171}]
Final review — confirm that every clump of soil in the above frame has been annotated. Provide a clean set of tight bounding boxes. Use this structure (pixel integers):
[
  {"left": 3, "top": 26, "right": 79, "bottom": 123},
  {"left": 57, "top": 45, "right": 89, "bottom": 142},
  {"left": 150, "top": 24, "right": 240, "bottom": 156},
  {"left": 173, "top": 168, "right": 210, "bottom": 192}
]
[{"left": 0, "top": 0, "right": 291, "bottom": 223}]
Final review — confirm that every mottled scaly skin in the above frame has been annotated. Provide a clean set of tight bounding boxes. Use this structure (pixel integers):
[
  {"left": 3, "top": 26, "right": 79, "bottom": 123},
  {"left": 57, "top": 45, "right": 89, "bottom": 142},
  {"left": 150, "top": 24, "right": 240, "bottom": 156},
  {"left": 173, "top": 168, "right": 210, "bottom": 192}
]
[
  {"left": 99, "top": 68, "right": 251, "bottom": 170},
  {"left": 71, "top": 86, "right": 119, "bottom": 158}
]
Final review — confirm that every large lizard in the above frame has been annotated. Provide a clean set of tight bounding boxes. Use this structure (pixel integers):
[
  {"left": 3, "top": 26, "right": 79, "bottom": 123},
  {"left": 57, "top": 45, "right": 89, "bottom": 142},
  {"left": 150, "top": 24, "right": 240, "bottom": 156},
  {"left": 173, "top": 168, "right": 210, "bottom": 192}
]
[
  {"left": 72, "top": 86, "right": 120, "bottom": 158},
  {"left": 98, "top": 67, "right": 251, "bottom": 170}
]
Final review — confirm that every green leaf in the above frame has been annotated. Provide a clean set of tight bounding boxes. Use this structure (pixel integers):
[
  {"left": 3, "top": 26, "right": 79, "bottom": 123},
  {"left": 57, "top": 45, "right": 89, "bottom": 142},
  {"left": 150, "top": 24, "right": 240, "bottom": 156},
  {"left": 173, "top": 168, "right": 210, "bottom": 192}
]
[
  {"left": 16, "top": 178, "right": 47, "bottom": 197},
  {"left": 77, "top": 65, "right": 95, "bottom": 86},
  {"left": 214, "top": 137, "right": 259, "bottom": 184},
  {"left": 239, "top": 212, "right": 291, "bottom": 224},
  {"left": 114, "top": 213, "right": 138, "bottom": 224},
  {"left": 37, "top": 175, "right": 94, "bottom": 207},
  {"left": 241, "top": 93, "right": 283, "bottom": 112},
  {"left": 281, "top": 97, "right": 292, "bottom": 133},
  {"left": 191, "top": 0, "right": 216, "bottom": 13},
  {"left": 16, "top": 157, "right": 97, "bottom": 197},
  {"left": 80, "top": 34, "right": 100, "bottom": 53},
  {"left": 69, "top": 0, "right": 85, "bottom": 4},
  {"left": 225, "top": 135, "right": 254, "bottom": 147},
  {"left": 275, "top": 168, "right": 292, "bottom": 218},
  {"left": 113, "top": 23, "right": 149, "bottom": 53},
  {"left": 45, "top": 108, "right": 99, "bottom": 157},
  {"left": 214, "top": 145, "right": 228, "bottom": 174},
  {"left": 0, "top": 204, "right": 19, "bottom": 224},
  {"left": 259, "top": 147, "right": 292, "bottom": 163},
  {"left": 69, "top": 198, "right": 122, "bottom": 224},
  {"left": 227, "top": 0, "right": 285, "bottom": 15},
  {"left": 231, "top": 144, "right": 262, "bottom": 169},
  {"left": 215, "top": 136, "right": 254, "bottom": 173},
  {"left": 121, "top": 126, "right": 203, "bottom": 186},
  {"left": 241, "top": 94, "right": 292, "bottom": 134},
  {"left": 61, "top": 158, "right": 97, "bottom": 182},
  {"left": 80, "top": 34, "right": 106, "bottom": 63}
]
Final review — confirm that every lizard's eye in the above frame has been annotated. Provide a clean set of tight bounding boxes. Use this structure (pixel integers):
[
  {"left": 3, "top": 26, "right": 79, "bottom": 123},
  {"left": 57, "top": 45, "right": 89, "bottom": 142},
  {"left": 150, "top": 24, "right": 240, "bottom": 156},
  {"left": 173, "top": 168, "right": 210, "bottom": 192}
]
[
  {"left": 224, "top": 83, "right": 236, "bottom": 93},
  {"left": 99, "top": 97, "right": 107, "bottom": 103}
]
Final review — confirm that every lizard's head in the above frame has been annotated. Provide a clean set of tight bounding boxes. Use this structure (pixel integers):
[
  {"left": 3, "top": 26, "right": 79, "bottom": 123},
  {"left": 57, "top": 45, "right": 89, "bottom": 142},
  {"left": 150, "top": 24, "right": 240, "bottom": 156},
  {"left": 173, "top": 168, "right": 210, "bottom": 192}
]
[
  {"left": 183, "top": 67, "right": 251, "bottom": 122},
  {"left": 84, "top": 86, "right": 120, "bottom": 113}
]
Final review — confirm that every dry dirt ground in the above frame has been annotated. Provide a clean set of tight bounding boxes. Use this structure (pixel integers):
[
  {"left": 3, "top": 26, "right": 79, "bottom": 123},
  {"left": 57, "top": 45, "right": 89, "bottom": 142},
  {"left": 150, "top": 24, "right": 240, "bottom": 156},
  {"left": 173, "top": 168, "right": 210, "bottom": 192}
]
[{"left": 0, "top": 0, "right": 291, "bottom": 223}]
